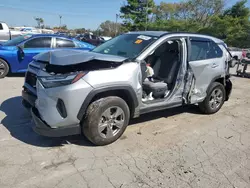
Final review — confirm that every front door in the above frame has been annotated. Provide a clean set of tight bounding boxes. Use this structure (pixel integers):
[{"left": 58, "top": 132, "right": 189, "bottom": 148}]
[
  {"left": 188, "top": 37, "right": 224, "bottom": 103},
  {"left": 18, "top": 37, "right": 52, "bottom": 71}
]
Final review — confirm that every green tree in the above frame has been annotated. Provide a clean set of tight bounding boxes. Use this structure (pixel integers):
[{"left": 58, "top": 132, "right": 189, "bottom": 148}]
[
  {"left": 152, "top": 0, "right": 224, "bottom": 26},
  {"left": 199, "top": 0, "right": 250, "bottom": 47},
  {"left": 120, "top": 0, "right": 155, "bottom": 31},
  {"left": 224, "top": 0, "right": 249, "bottom": 18},
  {"left": 74, "top": 28, "right": 86, "bottom": 34},
  {"left": 34, "top": 17, "right": 44, "bottom": 29},
  {"left": 99, "top": 20, "right": 121, "bottom": 37}
]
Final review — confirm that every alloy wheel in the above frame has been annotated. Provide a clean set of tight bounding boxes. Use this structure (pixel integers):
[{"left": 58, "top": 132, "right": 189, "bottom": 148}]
[
  {"left": 0, "top": 62, "right": 6, "bottom": 76},
  {"left": 98, "top": 106, "right": 125, "bottom": 139},
  {"left": 209, "top": 88, "right": 223, "bottom": 110}
]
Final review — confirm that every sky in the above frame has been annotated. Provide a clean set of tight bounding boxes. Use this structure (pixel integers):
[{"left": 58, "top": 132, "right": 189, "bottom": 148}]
[{"left": 0, "top": 0, "right": 249, "bottom": 30}]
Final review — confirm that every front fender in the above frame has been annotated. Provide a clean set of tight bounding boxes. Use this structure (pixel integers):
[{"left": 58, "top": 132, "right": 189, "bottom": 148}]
[
  {"left": 0, "top": 51, "right": 19, "bottom": 73},
  {"left": 77, "top": 85, "right": 139, "bottom": 121}
]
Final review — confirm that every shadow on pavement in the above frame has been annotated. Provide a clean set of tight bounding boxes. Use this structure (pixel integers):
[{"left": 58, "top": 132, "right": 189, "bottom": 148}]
[
  {"left": 7, "top": 73, "right": 26, "bottom": 78},
  {"left": 231, "top": 73, "right": 250, "bottom": 79},
  {"left": 0, "top": 96, "right": 202, "bottom": 148},
  {"left": 0, "top": 96, "right": 94, "bottom": 147},
  {"left": 130, "top": 105, "right": 202, "bottom": 126}
]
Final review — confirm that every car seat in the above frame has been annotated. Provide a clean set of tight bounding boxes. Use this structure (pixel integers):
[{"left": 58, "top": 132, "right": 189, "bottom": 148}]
[{"left": 142, "top": 42, "right": 180, "bottom": 99}]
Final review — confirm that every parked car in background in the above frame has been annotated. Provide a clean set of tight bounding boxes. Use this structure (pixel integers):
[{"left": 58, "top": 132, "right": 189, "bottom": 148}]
[
  {"left": 23, "top": 31, "right": 232, "bottom": 145},
  {"left": 100, "top": 36, "right": 112, "bottom": 41},
  {"left": 77, "top": 33, "right": 105, "bottom": 46},
  {"left": 0, "top": 22, "right": 22, "bottom": 43},
  {"left": 20, "top": 27, "right": 41, "bottom": 34},
  {"left": 41, "top": 29, "right": 54, "bottom": 34},
  {"left": 0, "top": 34, "right": 95, "bottom": 78},
  {"left": 228, "top": 47, "right": 243, "bottom": 67}
]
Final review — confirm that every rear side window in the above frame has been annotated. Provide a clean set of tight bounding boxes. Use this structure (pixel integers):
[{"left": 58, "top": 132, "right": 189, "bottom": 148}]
[
  {"left": 24, "top": 37, "right": 52, "bottom": 48},
  {"left": 56, "top": 38, "right": 75, "bottom": 48},
  {"left": 207, "top": 41, "right": 223, "bottom": 59},
  {"left": 190, "top": 39, "right": 223, "bottom": 61},
  {"left": 0, "top": 24, "right": 3, "bottom": 30}
]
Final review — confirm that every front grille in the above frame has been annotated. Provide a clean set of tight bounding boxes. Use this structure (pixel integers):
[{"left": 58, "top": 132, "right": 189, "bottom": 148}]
[{"left": 25, "top": 72, "right": 37, "bottom": 89}]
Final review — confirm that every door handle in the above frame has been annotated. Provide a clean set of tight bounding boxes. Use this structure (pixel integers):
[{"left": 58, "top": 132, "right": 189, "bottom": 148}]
[{"left": 212, "top": 63, "right": 218, "bottom": 68}]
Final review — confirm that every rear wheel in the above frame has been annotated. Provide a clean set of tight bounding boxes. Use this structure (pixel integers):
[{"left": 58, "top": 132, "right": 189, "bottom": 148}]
[
  {"left": 83, "top": 96, "right": 130, "bottom": 146},
  {"left": 199, "top": 82, "right": 226, "bottom": 114},
  {"left": 0, "top": 59, "right": 9, "bottom": 79}
]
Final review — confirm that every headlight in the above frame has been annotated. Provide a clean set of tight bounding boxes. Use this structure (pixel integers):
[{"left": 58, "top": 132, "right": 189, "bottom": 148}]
[{"left": 38, "top": 72, "right": 87, "bottom": 88}]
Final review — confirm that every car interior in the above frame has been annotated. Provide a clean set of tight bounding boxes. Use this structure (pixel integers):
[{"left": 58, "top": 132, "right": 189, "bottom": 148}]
[{"left": 141, "top": 40, "right": 182, "bottom": 102}]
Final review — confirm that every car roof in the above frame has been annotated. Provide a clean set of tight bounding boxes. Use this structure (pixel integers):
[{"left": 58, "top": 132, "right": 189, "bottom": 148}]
[
  {"left": 127, "top": 31, "right": 224, "bottom": 44},
  {"left": 127, "top": 31, "right": 168, "bottom": 37},
  {"left": 30, "top": 34, "right": 72, "bottom": 39}
]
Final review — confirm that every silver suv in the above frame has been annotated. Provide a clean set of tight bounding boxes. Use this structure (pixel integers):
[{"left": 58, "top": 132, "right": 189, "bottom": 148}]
[{"left": 22, "top": 31, "right": 232, "bottom": 145}]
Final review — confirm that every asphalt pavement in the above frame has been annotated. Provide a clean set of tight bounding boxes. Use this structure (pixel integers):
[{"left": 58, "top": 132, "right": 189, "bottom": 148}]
[{"left": 0, "top": 70, "right": 250, "bottom": 188}]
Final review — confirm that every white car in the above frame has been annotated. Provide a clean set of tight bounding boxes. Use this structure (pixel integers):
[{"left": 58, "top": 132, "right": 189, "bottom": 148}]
[{"left": 23, "top": 31, "right": 233, "bottom": 146}]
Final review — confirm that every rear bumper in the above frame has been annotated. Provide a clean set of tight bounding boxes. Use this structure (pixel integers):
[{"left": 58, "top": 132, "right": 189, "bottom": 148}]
[{"left": 31, "top": 107, "right": 81, "bottom": 137}]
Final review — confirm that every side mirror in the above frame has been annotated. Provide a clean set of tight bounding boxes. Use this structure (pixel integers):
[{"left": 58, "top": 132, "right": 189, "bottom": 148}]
[{"left": 17, "top": 45, "right": 25, "bottom": 61}]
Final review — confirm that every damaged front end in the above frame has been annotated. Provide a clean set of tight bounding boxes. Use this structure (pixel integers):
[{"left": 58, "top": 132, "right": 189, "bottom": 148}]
[
  {"left": 33, "top": 49, "right": 126, "bottom": 88},
  {"left": 30, "top": 49, "right": 129, "bottom": 131}
]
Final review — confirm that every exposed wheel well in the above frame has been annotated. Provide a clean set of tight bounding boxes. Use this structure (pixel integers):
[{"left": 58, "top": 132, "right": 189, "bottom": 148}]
[
  {"left": 91, "top": 90, "right": 135, "bottom": 117},
  {"left": 213, "top": 77, "right": 232, "bottom": 101},
  {"left": 214, "top": 77, "right": 225, "bottom": 85}
]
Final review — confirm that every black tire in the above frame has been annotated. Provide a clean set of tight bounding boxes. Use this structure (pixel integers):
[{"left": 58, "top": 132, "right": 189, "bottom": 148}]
[
  {"left": 83, "top": 96, "right": 130, "bottom": 146},
  {"left": 199, "top": 82, "right": 226, "bottom": 114},
  {"left": 0, "top": 59, "right": 9, "bottom": 79}
]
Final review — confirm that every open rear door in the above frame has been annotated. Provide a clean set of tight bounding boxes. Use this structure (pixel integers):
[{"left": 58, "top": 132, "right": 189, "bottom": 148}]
[{"left": 188, "top": 37, "right": 224, "bottom": 103}]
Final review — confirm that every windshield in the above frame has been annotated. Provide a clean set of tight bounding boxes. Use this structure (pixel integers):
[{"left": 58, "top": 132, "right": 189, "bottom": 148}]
[
  {"left": 92, "top": 34, "right": 158, "bottom": 58},
  {"left": 2, "top": 34, "right": 32, "bottom": 46}
]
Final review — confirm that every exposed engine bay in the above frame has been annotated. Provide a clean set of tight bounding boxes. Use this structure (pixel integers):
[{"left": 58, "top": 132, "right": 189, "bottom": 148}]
[
  {"left": 33, "top": 49, "right": 126, "bottom": 74},
  {"left": 45, "top": 60, "right": 122, "bottom": 74}
]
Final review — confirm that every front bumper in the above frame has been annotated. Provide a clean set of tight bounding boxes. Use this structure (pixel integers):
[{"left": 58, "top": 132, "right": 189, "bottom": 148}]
[
  {"left": 31, "top": 107, "right": 81, "bottom": 137},
  {"left": 22, "top": 87, "right": 37, "bottom": 107}
]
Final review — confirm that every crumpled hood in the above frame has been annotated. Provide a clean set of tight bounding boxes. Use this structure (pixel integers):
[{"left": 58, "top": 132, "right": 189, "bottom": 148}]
[{"left": 33, "top": 49, "right": 127, "bottom": 66}]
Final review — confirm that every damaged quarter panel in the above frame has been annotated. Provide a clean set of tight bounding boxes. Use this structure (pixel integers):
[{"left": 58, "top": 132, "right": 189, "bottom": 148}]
[{"left": 188, "top": 37, "right": 224, "bottom": 103}]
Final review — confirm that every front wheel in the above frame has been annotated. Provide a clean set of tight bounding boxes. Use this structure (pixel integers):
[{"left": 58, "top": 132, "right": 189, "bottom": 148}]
[
  {"left": 0, "top": 59, "right": 9, "bottom": 79},
  {"left": 83, "top": 96, "right": 130, "bottom": 146},
  {"left": 199, "top": 82, "right": 226, "bottom": 114}
]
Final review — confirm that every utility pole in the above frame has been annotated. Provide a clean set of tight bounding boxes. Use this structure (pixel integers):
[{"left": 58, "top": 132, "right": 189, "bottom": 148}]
[
  {"left": 59, "top": 15, "right": 62, "bottom": 30},
  {"left": 115, "top": 14, "right": 119, "bottom": 36},
  {"left": 145, "top": 0, "right": 148, "bottom": 31}
]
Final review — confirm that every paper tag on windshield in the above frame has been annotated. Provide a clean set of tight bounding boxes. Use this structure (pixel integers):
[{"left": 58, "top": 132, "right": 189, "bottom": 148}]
[
  {"left": 135, "top": 39, "right": 143, "bottom": 44},
  {"left": 137, "top": 35, "right": 151, "bottom": 40}
]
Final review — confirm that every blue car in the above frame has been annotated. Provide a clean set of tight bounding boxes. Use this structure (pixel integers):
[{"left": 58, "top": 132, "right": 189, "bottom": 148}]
[{"left": 0, "top": 34, "right": 95, "bottom": 78}]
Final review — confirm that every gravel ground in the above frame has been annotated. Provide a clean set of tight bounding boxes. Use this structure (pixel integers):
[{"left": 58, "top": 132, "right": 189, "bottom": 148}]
[{"left": 0, "top": 71, "right": 250, "bottom": 188}]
